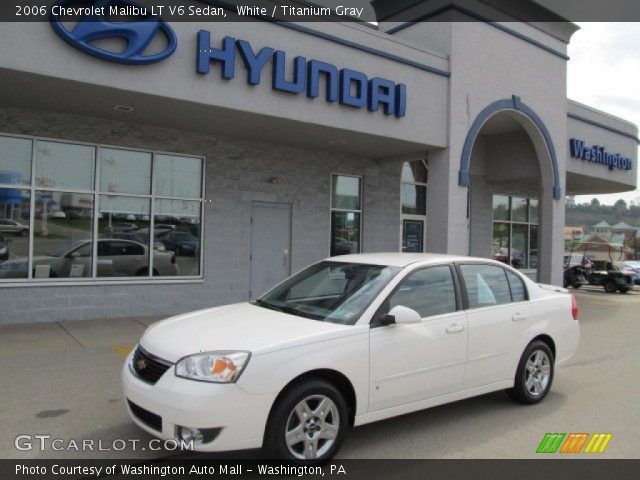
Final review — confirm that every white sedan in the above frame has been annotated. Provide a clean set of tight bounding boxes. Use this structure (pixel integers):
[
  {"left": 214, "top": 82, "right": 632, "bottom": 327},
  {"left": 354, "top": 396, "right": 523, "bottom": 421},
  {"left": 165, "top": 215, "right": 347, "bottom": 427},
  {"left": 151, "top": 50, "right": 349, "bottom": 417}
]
[{"left": 122, "top": 253, "right": 579, "bottom": 461}]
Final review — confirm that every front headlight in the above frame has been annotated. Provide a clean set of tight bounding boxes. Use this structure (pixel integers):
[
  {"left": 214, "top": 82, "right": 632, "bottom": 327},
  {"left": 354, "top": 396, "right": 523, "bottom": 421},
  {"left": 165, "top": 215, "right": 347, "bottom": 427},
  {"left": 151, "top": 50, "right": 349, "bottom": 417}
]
[{"left": 175, "top": 351, "right": 251, "bottom": 383}]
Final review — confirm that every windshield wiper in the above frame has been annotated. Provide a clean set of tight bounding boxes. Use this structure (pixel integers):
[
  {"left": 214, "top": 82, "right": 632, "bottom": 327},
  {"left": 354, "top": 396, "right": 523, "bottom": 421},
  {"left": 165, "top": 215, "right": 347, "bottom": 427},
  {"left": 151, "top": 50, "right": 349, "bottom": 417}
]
[{"left": 253, "top": 300, "right": 323, "bottom": 320}]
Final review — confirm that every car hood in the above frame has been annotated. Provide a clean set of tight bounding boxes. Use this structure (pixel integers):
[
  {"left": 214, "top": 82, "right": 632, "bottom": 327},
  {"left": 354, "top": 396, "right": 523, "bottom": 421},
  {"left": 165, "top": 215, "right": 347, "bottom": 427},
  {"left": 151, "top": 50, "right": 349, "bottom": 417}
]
[{"left": 139, "top": 302, "right": 353, "bottom": 362}]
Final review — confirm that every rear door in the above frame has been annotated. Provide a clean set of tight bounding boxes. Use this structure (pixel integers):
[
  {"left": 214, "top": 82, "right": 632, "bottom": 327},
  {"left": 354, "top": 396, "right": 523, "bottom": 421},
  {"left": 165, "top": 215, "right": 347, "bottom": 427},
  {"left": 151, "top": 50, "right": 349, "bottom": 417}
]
[
  {"left": 457, "top": 263, "right": 531, "bottom": 389},
  {"left": 369, "top": 265, "right": 467, "bottom": 411}
]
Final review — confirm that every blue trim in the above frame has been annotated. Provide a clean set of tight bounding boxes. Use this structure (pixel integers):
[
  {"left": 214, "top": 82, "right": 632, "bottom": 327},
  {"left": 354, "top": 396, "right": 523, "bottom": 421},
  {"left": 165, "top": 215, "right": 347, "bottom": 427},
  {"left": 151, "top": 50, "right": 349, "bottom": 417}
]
[
  {"left": 201, "top": 1, "right": 450, "bottom": 77},
  {"left": 568, "top": 113, "right": 640, "bottom": 144},
  {"left": 386, "top": 4, "right": 569, "bottom": 61},
  {"left": 458, "top": 95, "right": 562, "bottom": 200}
]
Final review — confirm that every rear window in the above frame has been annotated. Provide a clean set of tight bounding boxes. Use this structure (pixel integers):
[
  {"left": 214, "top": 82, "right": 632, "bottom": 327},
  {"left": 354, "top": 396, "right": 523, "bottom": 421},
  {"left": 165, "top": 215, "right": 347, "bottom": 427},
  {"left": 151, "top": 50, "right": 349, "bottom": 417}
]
[
  {"left": 506, "top": 270, "right": 527, "bottom": 302},
  {"left": 460, "top": 264, "right": 512, "bottom": 308}
]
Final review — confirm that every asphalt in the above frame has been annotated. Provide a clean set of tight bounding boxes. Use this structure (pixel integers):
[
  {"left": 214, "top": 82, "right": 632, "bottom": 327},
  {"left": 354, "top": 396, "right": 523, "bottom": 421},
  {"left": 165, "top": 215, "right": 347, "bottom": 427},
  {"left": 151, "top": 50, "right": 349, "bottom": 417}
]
[{"left": 0, "top": 286, "right": 638, "bottom": 459}]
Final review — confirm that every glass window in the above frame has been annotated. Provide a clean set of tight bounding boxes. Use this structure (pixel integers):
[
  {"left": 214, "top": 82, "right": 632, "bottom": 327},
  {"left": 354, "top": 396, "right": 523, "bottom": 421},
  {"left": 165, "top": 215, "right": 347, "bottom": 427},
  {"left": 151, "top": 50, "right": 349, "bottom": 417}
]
[
  {"left": 492, "top": 195, "right": 538, "bottom": 270},
  {"left": 258, "top": 261, "right": 400, "bottom": 325},
  {"left": 330, "top": 211, "right": 361, "bottom": 256},
  {"left": 32, "top": 191, "right": 94, "bottom": 278},
  {"left": 98, "top": 196, "right": 150, "bottom": 277},
  {"left": 0, "top": 188, "right": 30, "bottom": 279},
  {"left": 506, "top": 270, "right": 527, "bottom": 302},
  {"left": 460, "top": 264, "right": 512, "bottom": 308},
  {"left": 511, "top": 224, "right": 527, "bottom": 269},
  {"left": 401, "top": 160, "right": 428, "bottom": 184},
  {"left": 529, "top": 225, "right": 538, "bottom": 269},
  {"left": 492, "top": 195, "right": 510, "bottom": 221},
  {"left": 155, "top": 199, "right": 201, "bottom": 276},
  {"left": 389, "top": 266, "right": 456, "bottom": 317},
  {"left": 0, "top": 134, "right": 204, "bottom": 284},
  {"left": 0, "top": 136, "right": 32, "bottom": 186},
  {"left": 511, "top": 197, "right": 528, "bottom": 222},
  {"left": 100, "top": 148, "right": 151, "bottom": 195},
  {"left": 153, "top": 154, "right": 202, "bottom": 197},
  {"left": 35, "top": 141, "right": 95, "bottom": 190},
  {"left": 529, "top": 198, "right": 539, "bottom": 224},
  {"left": 331, "top": 175, "right": 361, "bottom": 210},
  {"left": 401, "top": 184, "right": 426, "bottom": 215},
  {"left": 331, "top": 175, "right": 362, "bottom": 257}
]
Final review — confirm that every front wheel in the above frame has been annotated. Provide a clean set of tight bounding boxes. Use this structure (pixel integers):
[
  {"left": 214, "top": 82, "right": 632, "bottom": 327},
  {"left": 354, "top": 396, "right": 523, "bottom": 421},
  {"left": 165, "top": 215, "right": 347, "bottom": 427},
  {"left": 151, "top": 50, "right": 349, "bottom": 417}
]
[
  {"left": 506, "top": 340, "right": 554, "bottom": 404},
  {"left": 264, "top": 379, "right": 348, "bottom": 463}
]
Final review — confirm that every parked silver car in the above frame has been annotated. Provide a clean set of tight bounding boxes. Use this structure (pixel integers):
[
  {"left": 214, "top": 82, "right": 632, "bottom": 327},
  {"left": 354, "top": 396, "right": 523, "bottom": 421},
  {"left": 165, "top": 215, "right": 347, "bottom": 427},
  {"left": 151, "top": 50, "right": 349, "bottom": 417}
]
[
  {"left": 0, "top": 239, "right": 178, "bottom": 278},
  {"left": 0, "top": 219, "right": 29, "bottom": 237}
]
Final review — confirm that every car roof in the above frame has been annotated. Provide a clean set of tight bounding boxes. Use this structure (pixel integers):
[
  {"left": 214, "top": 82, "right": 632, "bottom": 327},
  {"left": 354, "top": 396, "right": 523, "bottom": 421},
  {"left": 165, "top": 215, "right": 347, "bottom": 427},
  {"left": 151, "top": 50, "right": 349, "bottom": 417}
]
[{"left": 324, "top": 252, "right": 492, "bottom": 268}]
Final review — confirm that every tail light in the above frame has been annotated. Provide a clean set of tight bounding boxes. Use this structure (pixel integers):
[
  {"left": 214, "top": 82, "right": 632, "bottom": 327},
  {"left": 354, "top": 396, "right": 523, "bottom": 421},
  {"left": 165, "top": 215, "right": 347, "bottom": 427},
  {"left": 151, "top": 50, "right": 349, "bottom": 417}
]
[
  {"left": 571, "top": 295, "right": 579, "bottom": 321},
  {"left": 170, "top": 254, "right": 176, "bottom": 265}
]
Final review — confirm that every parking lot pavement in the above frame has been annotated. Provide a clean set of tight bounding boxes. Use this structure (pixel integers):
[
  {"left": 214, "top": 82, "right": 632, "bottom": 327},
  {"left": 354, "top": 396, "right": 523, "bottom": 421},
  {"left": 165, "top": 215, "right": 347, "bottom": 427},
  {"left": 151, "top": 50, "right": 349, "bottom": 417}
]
[{"left": 1, "top": 290, "right": 638, "bottom": 460}]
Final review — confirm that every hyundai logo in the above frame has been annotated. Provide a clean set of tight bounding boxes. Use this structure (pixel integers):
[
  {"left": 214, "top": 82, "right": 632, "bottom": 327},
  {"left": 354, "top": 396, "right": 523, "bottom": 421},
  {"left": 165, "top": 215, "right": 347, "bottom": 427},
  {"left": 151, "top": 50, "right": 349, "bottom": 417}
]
[
  {"left": 136, "top": 358, "right": 147, "bottom": 370},
  {"left": 50, "top": 0, "right": 177, "bottom": 65}
]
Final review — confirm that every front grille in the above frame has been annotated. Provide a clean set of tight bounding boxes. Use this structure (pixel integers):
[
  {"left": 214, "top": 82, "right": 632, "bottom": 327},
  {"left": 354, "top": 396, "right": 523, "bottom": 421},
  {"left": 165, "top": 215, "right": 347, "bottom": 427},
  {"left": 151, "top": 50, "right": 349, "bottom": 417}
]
[
  {"left": 128, "top": 400, "right": 162, "bottom": 432},
  {"left": 132, "top": 346, "right": 171, "bottom": 384}
]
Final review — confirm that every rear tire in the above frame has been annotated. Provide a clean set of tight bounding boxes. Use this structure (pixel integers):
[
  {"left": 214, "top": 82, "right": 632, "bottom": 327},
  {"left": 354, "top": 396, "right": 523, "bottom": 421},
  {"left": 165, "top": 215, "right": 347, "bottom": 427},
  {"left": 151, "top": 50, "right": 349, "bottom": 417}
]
[
  {"left": 571, "top": 283, "right": 582, "bottom": 289},
  {"left": 263, "top": 379, "right": 348, "bottom": 463},
  {"left": 604, "top": 279, "right": 617, "bottom": 293},
  {"left": 506, "top": 340, "right": 554, "bottom": 405}
]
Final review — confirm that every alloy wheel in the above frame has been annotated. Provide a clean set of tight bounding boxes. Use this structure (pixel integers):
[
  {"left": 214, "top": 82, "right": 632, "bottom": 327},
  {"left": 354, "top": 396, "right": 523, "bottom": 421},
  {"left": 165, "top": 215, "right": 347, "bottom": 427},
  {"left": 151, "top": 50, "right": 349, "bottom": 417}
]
[
  {"left": 524, "top": 350, "right": 551, "bottom": 396},
  {"left": 284, "top": 394, "right": 340, "bottom": 460}
]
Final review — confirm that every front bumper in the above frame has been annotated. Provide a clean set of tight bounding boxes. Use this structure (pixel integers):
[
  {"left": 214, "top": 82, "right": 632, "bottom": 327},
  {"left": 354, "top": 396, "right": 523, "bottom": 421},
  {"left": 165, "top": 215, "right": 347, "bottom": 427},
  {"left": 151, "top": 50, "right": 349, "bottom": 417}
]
[{"left": 121, "top": 348, "right": 276, "bottom": 452}]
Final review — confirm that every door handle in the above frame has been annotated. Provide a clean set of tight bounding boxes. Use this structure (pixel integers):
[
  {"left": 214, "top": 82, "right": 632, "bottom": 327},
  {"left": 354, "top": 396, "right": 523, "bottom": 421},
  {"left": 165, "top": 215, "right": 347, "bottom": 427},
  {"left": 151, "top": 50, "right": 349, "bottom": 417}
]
[
  {"left": 445, "top": 324, "right": 465, "bottom": 334},
  {"left": 512, "top": 313, "right": 528, "bottom": 322}
]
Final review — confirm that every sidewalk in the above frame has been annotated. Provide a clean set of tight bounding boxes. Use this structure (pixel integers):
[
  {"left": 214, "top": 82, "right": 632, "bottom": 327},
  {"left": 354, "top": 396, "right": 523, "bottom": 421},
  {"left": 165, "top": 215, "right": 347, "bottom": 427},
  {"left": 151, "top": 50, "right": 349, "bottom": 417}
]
[
  {"left": 0, "top": 315, "right": 165, "bottom": 459},
  {"left": 0, "top": 315, "right": 164, "bottom": 359}
]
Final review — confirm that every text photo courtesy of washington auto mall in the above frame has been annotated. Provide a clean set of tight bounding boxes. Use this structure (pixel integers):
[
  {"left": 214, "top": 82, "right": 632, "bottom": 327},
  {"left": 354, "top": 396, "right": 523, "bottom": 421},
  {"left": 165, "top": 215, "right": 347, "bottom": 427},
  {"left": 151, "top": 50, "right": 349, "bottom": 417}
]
[{"left": 0, "top": 0, "right": 639, "bottom": 479}]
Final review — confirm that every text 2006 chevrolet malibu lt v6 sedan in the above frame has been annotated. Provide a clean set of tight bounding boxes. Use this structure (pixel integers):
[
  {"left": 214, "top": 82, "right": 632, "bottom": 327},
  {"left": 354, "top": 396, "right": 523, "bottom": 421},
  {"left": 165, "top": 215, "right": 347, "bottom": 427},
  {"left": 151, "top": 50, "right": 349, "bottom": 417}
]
[{"left": 122, "top": 253, "right": 580, "bottom": 461}]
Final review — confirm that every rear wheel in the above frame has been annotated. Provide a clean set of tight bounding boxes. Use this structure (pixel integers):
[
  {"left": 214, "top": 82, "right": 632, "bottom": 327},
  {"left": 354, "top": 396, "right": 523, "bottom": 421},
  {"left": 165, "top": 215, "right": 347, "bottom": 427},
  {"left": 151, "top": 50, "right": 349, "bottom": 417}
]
[
  {"left": 20, "top": 229, "right": 28, "bottom": 237},
  {"left": 571, "top": 282, "right": 582, "bottom": 289},
  {"left": 506, "top": 340, "right": 554, "bottom": 404},
  {"left": 604, "top": 279, "right": 617, "bottom": 293},
  {"left": 264, "top": 379, "right": 348, "bottom": 463}
]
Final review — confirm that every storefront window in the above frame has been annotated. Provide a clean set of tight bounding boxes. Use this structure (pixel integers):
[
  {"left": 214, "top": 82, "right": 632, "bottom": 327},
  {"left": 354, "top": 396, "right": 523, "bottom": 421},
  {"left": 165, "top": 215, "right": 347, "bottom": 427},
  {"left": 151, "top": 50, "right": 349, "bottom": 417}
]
[
  {"left": 35, "top": 141, "right": 95, "bottom": 190},
  {"left": 100, "top": 148, "right": 151, "bottom": 195},
  {"left": 492, "top": 195, "right": 538, "bottom": 270},
  {"left": 0, "top": 134, "right": 204, "bottom": 283},
  {"left": 154, "top": 154, "right": 203, "bottom": 197},
  {"left": 401, "top": 160, "right": 428, "bottom": 252},
  {"left": 0, "top": 136, "right": 32, "bottom": 186},
  {"left": 32, "top": 191, "right": 94, "bottom": 278},
  {"left": 331, "top": 175, "right": 361, "bottom": 256},
  {"left": 0, "top": 188, "right": 30, "bottom": 279}
]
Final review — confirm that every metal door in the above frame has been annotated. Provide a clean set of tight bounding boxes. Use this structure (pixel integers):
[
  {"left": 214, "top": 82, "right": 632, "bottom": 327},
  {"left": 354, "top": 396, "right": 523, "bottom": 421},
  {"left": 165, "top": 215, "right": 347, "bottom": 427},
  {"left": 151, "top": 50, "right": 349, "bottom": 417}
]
[{"left": 250, "top": 202, "right": 291, "bottom": 299}]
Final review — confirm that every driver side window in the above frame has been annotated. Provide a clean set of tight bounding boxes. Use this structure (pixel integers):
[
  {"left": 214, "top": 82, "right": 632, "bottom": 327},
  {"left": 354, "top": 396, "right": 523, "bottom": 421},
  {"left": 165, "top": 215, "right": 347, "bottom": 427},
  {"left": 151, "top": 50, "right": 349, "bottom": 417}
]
[{"left": 388, "top": 266, "right": 457, "bottom": 318}]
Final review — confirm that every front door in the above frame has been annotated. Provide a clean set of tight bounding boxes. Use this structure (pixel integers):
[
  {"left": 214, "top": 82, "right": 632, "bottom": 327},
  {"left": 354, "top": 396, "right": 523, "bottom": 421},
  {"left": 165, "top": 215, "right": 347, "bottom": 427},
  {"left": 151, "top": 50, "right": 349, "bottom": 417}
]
[
  {"left": 250, "top": 202, "right": 291, "bottom": 299},
  {"left": 369, "top": 265, "right": 468, "bottom": 411}
]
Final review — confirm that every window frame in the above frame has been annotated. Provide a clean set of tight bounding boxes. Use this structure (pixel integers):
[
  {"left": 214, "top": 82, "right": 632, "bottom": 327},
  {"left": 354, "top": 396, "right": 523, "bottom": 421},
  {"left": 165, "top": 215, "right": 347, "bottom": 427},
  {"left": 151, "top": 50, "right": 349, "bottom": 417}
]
[
  {"left": 454, "top": 261, "right": 529, "bottom": 310},
  {"left": 371, "top": 263, "right": 462, "bottom": 326},
  {"left": 0, "top": 131, "right": 205, "bottom": 286},
  {"left": 329, "top": 173, "right": 363, "bottom": 257}
]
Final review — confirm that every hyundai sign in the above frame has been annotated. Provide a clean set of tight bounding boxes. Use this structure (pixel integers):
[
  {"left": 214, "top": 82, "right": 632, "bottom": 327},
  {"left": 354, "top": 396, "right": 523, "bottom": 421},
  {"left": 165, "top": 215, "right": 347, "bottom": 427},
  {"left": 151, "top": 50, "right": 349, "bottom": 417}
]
[
  {"left": 196, "top": 31, "right": 407, "bottom": 118},
  {"left": 49, "top": 1, "right": 407, "bottom": 118}
]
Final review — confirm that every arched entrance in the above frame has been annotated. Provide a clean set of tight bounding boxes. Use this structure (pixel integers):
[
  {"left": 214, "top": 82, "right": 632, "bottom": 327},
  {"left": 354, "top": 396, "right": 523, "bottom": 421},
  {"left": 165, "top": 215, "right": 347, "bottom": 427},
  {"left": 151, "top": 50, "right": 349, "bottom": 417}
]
[{"left": 458, "top": 96, "right": 561, "bottom": 282}]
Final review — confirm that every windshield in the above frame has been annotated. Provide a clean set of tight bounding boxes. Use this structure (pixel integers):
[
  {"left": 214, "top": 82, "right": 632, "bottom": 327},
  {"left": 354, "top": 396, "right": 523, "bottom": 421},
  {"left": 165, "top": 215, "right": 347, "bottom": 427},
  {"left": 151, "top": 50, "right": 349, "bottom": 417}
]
[{"left": 255, "top": 261, "right": 401, "bottom": 325}]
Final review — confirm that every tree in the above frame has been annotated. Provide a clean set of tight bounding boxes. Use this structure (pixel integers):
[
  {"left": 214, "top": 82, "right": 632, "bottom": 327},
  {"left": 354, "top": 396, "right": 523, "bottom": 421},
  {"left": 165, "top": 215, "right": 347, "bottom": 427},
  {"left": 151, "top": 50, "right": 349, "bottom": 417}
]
[
  {"left": 566, "top": 196, "right": 576, "bottom": 207},
  {"left": 614, "top": 198, "right": 628, "bottom": 211},
  {"left": 590, "top": 198, "right": 601, "bottom": 207}
]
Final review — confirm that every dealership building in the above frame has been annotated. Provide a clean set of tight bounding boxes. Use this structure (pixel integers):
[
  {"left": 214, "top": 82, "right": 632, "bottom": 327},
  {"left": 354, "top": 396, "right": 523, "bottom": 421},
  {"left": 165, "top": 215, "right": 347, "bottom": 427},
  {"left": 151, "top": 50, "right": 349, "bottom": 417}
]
[{"left": 0, "top": 0, "right": 637, "bottom": 324}]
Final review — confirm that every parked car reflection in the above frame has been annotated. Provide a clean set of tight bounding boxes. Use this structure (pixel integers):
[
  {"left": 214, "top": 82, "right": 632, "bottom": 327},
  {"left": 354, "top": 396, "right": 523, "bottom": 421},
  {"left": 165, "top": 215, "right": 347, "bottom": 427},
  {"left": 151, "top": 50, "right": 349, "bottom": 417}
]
[
  {"left": 0, "top": 239, "right": 178, "bottom": 278},
  {"left": 0, "top": 234, "right": 10, "bottom": 262}
]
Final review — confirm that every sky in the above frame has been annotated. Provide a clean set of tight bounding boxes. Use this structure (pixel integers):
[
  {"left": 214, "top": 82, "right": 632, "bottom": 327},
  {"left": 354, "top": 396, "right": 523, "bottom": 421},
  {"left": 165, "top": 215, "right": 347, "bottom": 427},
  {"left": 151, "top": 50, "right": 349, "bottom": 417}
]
[{"left": 567, "top": 22, "right": 640, "bottom": 206}]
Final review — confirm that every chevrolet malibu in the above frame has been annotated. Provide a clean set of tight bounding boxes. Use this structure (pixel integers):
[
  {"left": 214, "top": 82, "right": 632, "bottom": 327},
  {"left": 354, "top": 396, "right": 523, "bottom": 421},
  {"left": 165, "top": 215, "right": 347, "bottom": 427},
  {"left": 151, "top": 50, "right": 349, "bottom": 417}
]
[{"left": 122, "top": 253, "right": 580, "bottom": 461}]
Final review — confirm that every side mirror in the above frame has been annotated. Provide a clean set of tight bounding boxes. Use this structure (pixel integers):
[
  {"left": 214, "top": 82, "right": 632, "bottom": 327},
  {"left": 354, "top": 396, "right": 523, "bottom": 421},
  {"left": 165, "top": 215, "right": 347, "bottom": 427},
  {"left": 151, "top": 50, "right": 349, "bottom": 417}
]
[{"left": 381, "top": 305, "right": 422, "bottom": 326}]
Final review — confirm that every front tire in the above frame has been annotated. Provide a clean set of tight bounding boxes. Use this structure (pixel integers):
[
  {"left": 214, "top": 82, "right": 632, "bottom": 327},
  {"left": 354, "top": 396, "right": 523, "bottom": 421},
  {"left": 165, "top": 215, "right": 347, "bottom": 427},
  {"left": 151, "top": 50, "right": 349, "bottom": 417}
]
[
  {"left": 264, "top": 379, "right": 348, "bottom": 463},
  {"left": 506, "top": 340, "right": 554, "bottom": 405}
]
